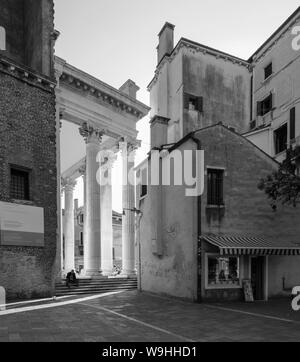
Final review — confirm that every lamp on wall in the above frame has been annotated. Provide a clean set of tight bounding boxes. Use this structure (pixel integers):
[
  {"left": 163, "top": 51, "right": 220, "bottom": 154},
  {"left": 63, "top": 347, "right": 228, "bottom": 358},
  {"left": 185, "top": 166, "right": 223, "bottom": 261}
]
[{"left": 122, "top": 207, "right": 142, "bottom": 216}]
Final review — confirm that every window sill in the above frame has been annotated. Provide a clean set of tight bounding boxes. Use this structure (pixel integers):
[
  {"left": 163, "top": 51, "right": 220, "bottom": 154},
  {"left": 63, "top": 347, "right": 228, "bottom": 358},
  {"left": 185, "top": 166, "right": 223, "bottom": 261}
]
[
  {"left": 206, "top": 205, "right": 225, "bottom": 209},
  {"left": 274, "top": 149, "right": 287, "bottom": 157},
  {"left": 10, "top": 199, "right": 35, "bottom": 206},
  {"left": 205, "top": 284, "right": 242, "bottom": 290},
  {"left": 139, "top": 194, "right": 147, "bottom": 201},
  {"left": 261, "top": 73, "right": 274, "bottom": 85}
]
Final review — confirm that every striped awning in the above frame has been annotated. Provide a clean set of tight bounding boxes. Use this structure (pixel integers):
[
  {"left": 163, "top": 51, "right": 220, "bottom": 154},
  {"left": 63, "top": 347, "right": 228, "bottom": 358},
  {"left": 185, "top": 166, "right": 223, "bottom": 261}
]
[{"left": 201, "top": 235, "right": 300, "bottom": 256}]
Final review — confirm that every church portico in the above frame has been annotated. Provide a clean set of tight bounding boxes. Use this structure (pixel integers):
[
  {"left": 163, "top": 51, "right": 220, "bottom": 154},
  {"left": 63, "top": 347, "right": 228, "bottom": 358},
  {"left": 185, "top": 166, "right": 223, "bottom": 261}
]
[{"left": 56, "top": 57, "right": 150, "bottom": 279}]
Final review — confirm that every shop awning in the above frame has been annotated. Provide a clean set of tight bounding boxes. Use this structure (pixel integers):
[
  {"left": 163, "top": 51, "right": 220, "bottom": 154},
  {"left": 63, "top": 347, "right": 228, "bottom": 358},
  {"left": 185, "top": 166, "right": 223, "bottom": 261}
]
[{"left": 201, "top": 235, "right": 300, "bottom": 256}]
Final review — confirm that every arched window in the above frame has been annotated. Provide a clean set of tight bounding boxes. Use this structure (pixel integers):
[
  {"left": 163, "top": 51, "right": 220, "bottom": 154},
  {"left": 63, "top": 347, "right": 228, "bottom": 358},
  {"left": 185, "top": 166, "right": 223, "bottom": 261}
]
[{"left": 0, "top": 27, "right": 6, "bottom": 51}]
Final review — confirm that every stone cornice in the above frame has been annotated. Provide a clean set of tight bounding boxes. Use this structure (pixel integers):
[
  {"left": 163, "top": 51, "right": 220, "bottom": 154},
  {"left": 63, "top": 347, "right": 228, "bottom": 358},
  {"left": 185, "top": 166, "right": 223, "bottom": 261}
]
[
  {"left": 147, "top": 39, "right": 251, "bottom": 91},
  {"left": 55, "top": 56, "right": 150, "bottom": 120},
  {"left": 249, "top": 9, "right": 300, "bottom": 64},
  {"left": 0, "top": 55, "right": 56, "bottom": 92}
]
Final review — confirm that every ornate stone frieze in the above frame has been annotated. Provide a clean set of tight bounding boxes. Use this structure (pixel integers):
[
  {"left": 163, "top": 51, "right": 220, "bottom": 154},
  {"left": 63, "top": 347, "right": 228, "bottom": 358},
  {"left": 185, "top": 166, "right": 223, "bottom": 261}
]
[{"left": 60, "top": 72, "right": 144, "bottom": 119}]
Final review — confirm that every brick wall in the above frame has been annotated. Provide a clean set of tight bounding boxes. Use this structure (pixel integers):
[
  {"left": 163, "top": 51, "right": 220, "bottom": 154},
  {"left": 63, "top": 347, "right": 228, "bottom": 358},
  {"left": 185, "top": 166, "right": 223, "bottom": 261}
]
[{"left": 0, "top": 70, "right": 57, "bottom": 301}]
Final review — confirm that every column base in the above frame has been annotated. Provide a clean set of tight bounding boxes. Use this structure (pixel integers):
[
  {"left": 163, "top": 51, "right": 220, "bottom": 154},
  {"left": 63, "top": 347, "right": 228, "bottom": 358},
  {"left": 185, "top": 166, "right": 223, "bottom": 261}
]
[
  {"left": 101, "top": 269, "right": 113, "bottom": 277},
  {"left": 83, "top": 269, "right": 103, "bottom": 278},
  {"left": 120, "top": 270, "right": 137, "bottom": 278}
]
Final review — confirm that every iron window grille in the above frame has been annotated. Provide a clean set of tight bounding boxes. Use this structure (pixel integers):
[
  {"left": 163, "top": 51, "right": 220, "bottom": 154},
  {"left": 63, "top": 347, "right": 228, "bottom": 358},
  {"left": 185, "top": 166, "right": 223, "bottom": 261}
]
[{"left": 10, "top": 167, "right": 30, "bottom": 201}]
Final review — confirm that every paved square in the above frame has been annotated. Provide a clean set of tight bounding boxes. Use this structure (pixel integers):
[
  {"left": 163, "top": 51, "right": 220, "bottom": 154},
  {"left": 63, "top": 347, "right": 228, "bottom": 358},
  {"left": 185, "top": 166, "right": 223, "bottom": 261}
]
[{"left": 0, "top": 291, "right": 300, "bottom": 342}]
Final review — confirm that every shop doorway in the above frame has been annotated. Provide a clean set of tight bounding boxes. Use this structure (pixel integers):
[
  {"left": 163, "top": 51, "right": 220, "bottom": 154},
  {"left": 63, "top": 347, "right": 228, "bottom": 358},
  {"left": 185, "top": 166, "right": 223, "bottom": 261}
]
[{"left": 251, "top": 256, "right": 264, "bottom": 300}]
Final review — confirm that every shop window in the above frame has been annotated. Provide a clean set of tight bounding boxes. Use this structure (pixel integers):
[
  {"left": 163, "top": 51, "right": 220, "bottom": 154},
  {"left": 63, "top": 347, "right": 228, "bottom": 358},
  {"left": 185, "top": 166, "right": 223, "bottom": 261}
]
[
  {"left": 274, "top": 123, "right": 287, "bottom": 155},
  {"left": 264, "top": 62, "right": 273, "bottom": 80},
  {"left": 290, "top": 107, "right": 296, "bottom": 141},
  {"left": 257, "top": 93, "right": 273, "bottom": 116},
  {"left": 184, "top": 93, "right": 203, "bottom": 112},
  {"left": 207, "top": 169, "right": 224, "bottom": 206},
  {"left": 10, "top": 167, "right": 30, "bottom": 201},
  {"left": 207, "top": 254, "right": 240, "bottom": 288}
]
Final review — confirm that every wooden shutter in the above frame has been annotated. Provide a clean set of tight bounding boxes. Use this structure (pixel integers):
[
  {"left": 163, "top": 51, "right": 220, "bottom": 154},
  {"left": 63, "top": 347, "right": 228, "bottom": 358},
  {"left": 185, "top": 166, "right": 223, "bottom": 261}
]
[
  {"left": 290, "top": 107, "right": 296, "bottom": 140},
  {"left": 257, "top": 101, "right": 262, "bottom": 116},
  {"left": 197, "top": 96, "right": 203, "bottom": 112},
  {"left": 184, "top": 93, "right": 190, "bottom": 109}
]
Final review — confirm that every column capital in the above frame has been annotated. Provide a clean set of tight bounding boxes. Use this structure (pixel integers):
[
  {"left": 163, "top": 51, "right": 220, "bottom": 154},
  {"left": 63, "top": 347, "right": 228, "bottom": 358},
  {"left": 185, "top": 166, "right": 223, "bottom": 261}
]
[
  {"left": 98, "top": 149, "right": 118, "bottom": 171},
  {"left": 79, "top": 122, "right": 104, "bottom": 144},
  {"left": 118, "top": 137, "right": 141, "bottom": 154},
  {"left": 78, "top": 160, "right": 86, "bottom": 176},
  {"left": 61, "top": 177, "right": 77, "bottom": 191}
]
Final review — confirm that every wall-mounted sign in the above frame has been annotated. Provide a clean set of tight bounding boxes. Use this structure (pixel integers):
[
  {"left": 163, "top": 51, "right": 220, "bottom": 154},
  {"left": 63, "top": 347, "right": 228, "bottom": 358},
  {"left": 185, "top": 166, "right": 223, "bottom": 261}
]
[
  {"left": 0, "top": 202, "right": 44, "bottom": 247},
  {"left": 242, "top": 279, "right": 254, "bottom": 302}
]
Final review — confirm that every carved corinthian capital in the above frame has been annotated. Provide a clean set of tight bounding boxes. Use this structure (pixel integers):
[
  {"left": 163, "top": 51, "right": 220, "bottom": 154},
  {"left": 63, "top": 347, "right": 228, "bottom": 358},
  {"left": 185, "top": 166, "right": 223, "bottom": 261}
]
[
  {"left": 118, "top": 137, "right": 141, "bottom": 154},
  {"left": 79, "top": 122, "right": 104, "bottom": 144},
  {"left": 61, "top": 177, "right": 77, "bottom": 191}
]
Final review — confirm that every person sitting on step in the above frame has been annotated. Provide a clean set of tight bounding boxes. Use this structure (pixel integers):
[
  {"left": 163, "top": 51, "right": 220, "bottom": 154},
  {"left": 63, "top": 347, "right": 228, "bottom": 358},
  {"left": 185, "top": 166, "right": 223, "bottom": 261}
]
[{"left": 66, "top": 269, "right": 79, "bottom": 288}]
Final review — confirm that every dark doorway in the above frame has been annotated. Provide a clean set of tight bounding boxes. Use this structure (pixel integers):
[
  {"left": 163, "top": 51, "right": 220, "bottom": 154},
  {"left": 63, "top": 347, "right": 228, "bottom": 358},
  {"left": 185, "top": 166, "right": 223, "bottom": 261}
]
[{"left": 251, "top": 257, "right": 264, "bottom": 300}]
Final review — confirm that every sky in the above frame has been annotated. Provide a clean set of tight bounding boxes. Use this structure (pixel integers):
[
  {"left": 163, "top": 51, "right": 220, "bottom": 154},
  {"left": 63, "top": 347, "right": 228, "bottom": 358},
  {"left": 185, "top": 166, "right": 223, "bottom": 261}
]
[{"left": 55, "top": 0, "right": 300, "bottom": 211}]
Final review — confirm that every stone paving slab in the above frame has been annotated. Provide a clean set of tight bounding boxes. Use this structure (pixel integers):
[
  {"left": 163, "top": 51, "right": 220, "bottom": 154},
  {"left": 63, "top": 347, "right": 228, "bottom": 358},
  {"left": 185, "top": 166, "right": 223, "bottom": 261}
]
[{"left": 0, "top": 291, "right": 299, "bottom": 342}]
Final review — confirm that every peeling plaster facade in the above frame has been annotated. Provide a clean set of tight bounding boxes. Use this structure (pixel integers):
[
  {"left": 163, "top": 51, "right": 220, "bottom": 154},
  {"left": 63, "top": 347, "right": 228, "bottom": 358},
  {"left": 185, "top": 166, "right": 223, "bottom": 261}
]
[{"left": 137, "top": 125, "right": 300, "bottom": 302}]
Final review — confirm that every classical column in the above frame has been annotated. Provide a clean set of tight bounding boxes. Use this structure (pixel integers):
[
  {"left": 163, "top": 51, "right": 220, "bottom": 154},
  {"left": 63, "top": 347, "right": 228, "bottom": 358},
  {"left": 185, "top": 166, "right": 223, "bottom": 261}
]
[
  {"left": 99, "top": 150, "right": 117, "bottom": 275},
  {"left": 62, "top": 178, "right": 77, "bottom": 272},
  {"left": 78, "top": 163, "right": 87, "bottom": 271},
  {"left": 79, "top": 123, "right": 103, "bottom": 276},
  {"left": 120, "top": 139, "right": 140, "bottom": 276}
]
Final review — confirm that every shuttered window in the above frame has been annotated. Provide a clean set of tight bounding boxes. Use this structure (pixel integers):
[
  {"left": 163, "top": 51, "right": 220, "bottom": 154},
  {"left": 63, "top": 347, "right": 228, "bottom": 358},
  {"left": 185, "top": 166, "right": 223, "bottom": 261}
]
[
  {"left": 184, "top": 93, "right": 203, "bottom": 112},
  {"left": 290, "top": 107, "right": 296, "bottom": 141},
  {"left": 274, "top": 123, "right": 287, "bottom": 155},
  {"left": 264, "top": 63, "right": 273, "bottom": 79},
  {"left": 207, "top": 169, "right": 224, "bottom": 206},
  {"left": 257, "top": 93, "right": 273, "bottom": 116}
]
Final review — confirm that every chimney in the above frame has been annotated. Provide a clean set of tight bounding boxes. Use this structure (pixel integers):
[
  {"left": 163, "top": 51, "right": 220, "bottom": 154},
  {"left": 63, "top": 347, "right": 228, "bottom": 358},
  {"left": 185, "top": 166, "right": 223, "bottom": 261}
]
[
  {"left": 157, "top": 22, "right": 175, "bottom": 64},
  {"left": 119, "top": 79, "right": 140, "bottom": 99},
  {"left": 150, "top": 115, "right": 170, "bottom": 149}
]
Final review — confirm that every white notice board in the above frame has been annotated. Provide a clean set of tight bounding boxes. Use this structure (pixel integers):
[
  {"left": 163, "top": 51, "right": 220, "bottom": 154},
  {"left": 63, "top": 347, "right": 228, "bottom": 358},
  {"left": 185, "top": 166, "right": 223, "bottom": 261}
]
[{"left": 0, "top": 201, "right": 44, "bottom": 247}]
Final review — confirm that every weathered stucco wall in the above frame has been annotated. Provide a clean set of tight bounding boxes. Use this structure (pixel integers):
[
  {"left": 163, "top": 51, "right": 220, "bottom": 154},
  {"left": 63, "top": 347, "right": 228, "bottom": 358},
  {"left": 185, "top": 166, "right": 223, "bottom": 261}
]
[
  {"left": 197, "top": 125, "right": 300, "bottom": 299},
  {"left": 182, "top": 49, "right": 251, "bottom": 135},
  {"left": 140, "top": 124, "right": 300, "bottom": 301},
  {"left": 139, "top": 140, "right": 198, "bottom": 300}
]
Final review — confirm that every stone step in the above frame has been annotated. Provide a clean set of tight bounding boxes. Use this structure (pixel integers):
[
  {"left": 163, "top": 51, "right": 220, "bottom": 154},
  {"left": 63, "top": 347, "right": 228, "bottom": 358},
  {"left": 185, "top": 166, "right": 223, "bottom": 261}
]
[
  {"left": 55, "top": 278, "right": 137, "bottom": 297},
  {"left": 55, "top": 285, "right": 137, "bottom": 297},
  {"left": 55, "top": 281, "right": 137, "bottom": 287},
  {"left": 55, "top": 284, "right": 137, "bottom": 291}
]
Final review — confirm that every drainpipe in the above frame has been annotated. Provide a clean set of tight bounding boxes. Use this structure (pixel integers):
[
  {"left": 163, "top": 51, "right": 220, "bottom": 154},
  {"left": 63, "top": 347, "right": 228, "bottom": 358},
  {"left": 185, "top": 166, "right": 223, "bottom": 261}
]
[
  {"left": 137, "top": 212, "right": 143, "bottom": 292},
  {"left": 191, "top": 136, "right": 202, "bottom": 302}
]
